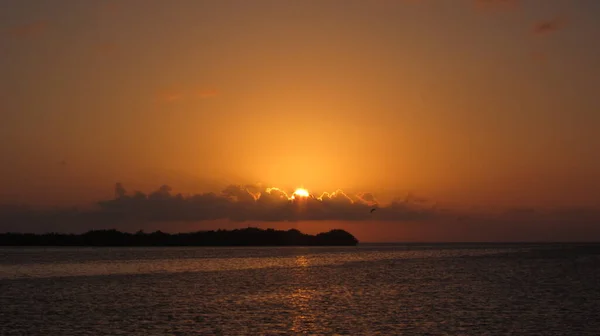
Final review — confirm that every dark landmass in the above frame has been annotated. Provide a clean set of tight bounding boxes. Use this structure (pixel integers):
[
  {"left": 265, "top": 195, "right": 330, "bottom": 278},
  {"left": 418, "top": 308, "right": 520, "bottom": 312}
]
[{"left": 0, "top": 228, "right": 359, "bottom": 246}]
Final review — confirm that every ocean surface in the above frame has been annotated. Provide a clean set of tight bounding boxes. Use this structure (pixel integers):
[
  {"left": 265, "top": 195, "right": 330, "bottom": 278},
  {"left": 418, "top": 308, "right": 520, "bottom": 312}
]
[{"left": 1, "top": 243, "right": 599, "bottom": 335}]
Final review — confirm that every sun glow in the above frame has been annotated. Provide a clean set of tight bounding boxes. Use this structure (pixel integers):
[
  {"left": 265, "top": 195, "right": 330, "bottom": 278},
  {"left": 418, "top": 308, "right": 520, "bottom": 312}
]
[{"left": 292, "top": 188, "right": 310, "bottom": 199}]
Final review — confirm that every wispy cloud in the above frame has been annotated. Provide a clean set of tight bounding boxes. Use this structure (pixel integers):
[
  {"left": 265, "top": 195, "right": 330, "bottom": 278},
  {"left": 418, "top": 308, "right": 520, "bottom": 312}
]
[
  {"left": 197, "top": 89, "right": 219, "bottom": 99},
  {"left": 6, "top": 20, "right": 48, "bottom": 38},
  {"left": 533, "top": 16, "right": 566, "bottom": 35}
]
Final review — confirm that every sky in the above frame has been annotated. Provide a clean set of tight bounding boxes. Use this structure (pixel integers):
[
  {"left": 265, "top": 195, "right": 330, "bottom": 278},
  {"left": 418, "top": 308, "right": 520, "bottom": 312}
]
[{"left": 1, "top": 0, "right": 599, "bottom": 241}]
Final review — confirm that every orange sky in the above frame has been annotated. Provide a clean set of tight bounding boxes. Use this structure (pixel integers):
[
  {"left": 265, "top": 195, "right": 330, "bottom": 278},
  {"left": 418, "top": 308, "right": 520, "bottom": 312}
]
[{"left": 1, "top": 1, "right": 599, "bottom": 240}]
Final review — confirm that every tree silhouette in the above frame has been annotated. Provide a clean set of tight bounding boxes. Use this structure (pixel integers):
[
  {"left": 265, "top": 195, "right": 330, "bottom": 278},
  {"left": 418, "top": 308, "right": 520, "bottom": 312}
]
[{"left": 0, "top": 228, "right": 359, "bottom": 246}]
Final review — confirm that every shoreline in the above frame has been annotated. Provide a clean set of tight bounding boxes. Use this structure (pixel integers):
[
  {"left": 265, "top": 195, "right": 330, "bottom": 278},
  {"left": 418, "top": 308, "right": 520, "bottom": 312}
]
[{"left": 0, "top": 227, "right": 359, "bottom": 247}]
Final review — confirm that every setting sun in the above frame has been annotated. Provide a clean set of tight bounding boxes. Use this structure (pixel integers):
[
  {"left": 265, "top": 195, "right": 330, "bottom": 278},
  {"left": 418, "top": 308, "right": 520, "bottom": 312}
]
[{"left": 292, "top": 188, "right": 310, "bottom": 199}]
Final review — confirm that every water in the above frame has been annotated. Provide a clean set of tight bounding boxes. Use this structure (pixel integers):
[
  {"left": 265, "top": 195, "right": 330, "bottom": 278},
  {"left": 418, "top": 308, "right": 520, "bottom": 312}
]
[{"left": 1, "top": 244, "right": 599, "bottom": 335}]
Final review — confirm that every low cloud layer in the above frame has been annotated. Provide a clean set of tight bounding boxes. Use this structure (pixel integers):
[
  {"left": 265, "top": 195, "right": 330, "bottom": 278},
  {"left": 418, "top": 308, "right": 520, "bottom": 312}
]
[
  {"left": 0, "top": 183, "right": 442, "bottom": 232},
  {"left": 95, "top": 183, "right": 439, "bottom": 222},
  {"left": 1, "top": 183, "right": 599, "bottom": 240}
]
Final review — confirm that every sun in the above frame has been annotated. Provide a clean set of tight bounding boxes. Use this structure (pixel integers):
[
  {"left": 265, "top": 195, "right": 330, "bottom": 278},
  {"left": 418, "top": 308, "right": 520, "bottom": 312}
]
[{"left": 292, "top": 188, "right": 310, "bottom": 199}]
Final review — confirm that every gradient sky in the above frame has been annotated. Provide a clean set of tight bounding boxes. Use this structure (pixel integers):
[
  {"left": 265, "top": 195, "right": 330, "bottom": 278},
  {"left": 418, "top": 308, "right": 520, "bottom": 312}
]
[{"left": 1, "top": 1, "right": 599, "bottom": 240}]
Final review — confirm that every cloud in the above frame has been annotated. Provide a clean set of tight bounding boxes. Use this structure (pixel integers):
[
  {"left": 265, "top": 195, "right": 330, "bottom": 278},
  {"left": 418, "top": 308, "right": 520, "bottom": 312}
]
[
  {"left": 1, "top": 183, "right": 599, "bottom": 240},
  {"left": 533, "top": 16, "right": 566, "bottom": 35},
  {"left": 355, "top": 192, "right": 378, "bottom": 206},
  {"left": 6, "top": 20, "right": 49, "bottom": 38},
  {"left": 222, "top": 184, "right": 260, "bottom": 202},
  {"left": 0, "top": 183, "right": 446, "bottom": 230},
  {"left": 317, "top": 190, "right": 354, "bottom": 204}
]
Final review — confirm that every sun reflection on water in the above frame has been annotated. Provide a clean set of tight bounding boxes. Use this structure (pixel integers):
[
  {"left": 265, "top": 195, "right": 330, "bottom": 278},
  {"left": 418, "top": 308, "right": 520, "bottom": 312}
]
[
  {"left": 295, "top": 255, "right": 309, "bottom": 268},
  {"left": 290, "top": 255, "right": 316, "bottom": 333},
  {"left": 290, "top": 288, "right": 316, "bottom": 332}
]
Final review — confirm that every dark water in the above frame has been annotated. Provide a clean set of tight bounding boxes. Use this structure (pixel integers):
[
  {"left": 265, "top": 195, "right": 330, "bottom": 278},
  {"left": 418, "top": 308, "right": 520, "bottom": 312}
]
[{"left": 1, "top": 244, "right": 599, "bottom": 335}]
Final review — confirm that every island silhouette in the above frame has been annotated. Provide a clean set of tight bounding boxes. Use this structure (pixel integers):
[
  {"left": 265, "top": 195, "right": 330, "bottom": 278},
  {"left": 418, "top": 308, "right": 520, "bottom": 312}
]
[{"left": 0, "top": 228, "right": 359, "bottom": 246}]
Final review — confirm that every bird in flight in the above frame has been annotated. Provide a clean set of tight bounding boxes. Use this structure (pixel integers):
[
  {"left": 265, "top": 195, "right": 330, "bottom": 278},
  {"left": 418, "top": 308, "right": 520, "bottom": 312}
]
[{"left": 370, "top": 208, "right": 377, "bottom": 213}]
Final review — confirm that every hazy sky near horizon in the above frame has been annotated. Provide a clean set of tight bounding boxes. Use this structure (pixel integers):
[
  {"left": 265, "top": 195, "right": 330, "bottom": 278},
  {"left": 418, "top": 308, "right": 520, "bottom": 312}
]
[{"left": 1, "top": 0, "right": 599, "bottom": 211}]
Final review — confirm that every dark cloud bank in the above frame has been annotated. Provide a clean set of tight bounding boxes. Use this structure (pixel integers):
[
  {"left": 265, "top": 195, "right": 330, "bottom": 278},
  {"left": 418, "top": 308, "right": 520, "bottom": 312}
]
[
  {"left": 0, "top": 183, "right": 437, "bottom": 232},
  {"left": 1, "top": 183, "right": 599, "bottom": 241}
]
